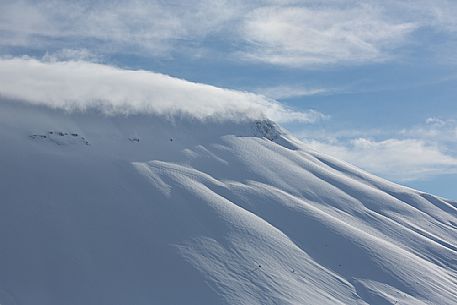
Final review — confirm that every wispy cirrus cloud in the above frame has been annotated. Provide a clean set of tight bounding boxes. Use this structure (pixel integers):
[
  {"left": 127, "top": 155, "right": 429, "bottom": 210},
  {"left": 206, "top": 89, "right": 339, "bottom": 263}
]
[
  {"left": 0, "top": 57, "right": 325, "bottom": 123},
  {"left": 238, "top": 3, "right": 417, "bottom": 66},
  {"left": 2, "top": 1, "right": 457, "bottom": 67},
  {"left": 239, "top": 0, "right": 457, "bottom": 67},
  {"left": 0, "top": 0, "right": 238, "bottom": 56}
]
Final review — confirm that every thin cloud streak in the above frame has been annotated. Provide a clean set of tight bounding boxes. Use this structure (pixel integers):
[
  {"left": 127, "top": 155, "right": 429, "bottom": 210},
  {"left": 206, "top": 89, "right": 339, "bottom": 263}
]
[{"left": 255, "top": 85, "right": 329, "bottom": 100}]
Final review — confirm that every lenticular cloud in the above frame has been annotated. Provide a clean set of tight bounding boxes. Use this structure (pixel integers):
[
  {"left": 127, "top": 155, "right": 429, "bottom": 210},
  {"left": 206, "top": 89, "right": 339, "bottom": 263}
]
[{"left": 0, "top": 57, "right": 323, "bottom": 123}]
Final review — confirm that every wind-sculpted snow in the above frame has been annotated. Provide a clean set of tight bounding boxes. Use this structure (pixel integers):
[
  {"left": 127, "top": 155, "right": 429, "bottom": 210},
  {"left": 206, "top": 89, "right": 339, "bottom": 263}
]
[{"left": 0, "top": 101, "right": 456, "bottom": 305}]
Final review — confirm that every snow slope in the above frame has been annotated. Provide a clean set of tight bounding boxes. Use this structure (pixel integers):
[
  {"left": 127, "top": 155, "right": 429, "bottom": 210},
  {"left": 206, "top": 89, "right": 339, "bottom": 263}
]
[{"left": 0, "top": 100, "right": 456, "bottom": 305}]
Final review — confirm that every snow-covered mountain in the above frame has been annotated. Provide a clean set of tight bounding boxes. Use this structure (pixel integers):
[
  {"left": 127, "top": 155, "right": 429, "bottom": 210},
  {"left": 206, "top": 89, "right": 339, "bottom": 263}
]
[{"left": 0, "top": 99, "right": 456, "bottom": 305}]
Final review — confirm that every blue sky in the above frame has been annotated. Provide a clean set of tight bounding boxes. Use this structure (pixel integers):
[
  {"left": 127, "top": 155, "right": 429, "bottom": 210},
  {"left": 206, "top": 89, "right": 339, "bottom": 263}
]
[{"left": 1, "top": 0, "right": 457, "bottom": 199}]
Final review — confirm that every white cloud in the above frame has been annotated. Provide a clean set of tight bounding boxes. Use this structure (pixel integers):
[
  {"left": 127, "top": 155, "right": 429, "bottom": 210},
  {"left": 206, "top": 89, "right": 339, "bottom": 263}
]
[
  {"left": 0, "top": 0, "right": 238, "bottom": 55},
  {"left": 0, "top": 57, "right": 324, "bottom": 123},
  {"left": 400, "top": 118, "right": 457, "bottom": 143},
  {"left": 304, "top": 137, "right": 457, "bottom": 181},
  {"left": 3, "top": 1, "right": 457, "bottom": 67},
  {"left": 301, "top": 117, "right": 457, "bottom": 181},
  {"left": 239, "top": 3, "right": 417, "bottom": 66}
]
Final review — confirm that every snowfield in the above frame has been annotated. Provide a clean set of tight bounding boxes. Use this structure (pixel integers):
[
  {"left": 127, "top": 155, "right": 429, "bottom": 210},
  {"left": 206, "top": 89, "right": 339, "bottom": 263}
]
[{"left": 0, "top": 100, "right": 456, "bottom": 305}]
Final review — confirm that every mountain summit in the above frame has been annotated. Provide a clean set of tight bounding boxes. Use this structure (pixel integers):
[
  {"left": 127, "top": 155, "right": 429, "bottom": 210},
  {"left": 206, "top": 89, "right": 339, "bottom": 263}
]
[{"left": 0, "top": 100, "right": 456, "bottom": 305}]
